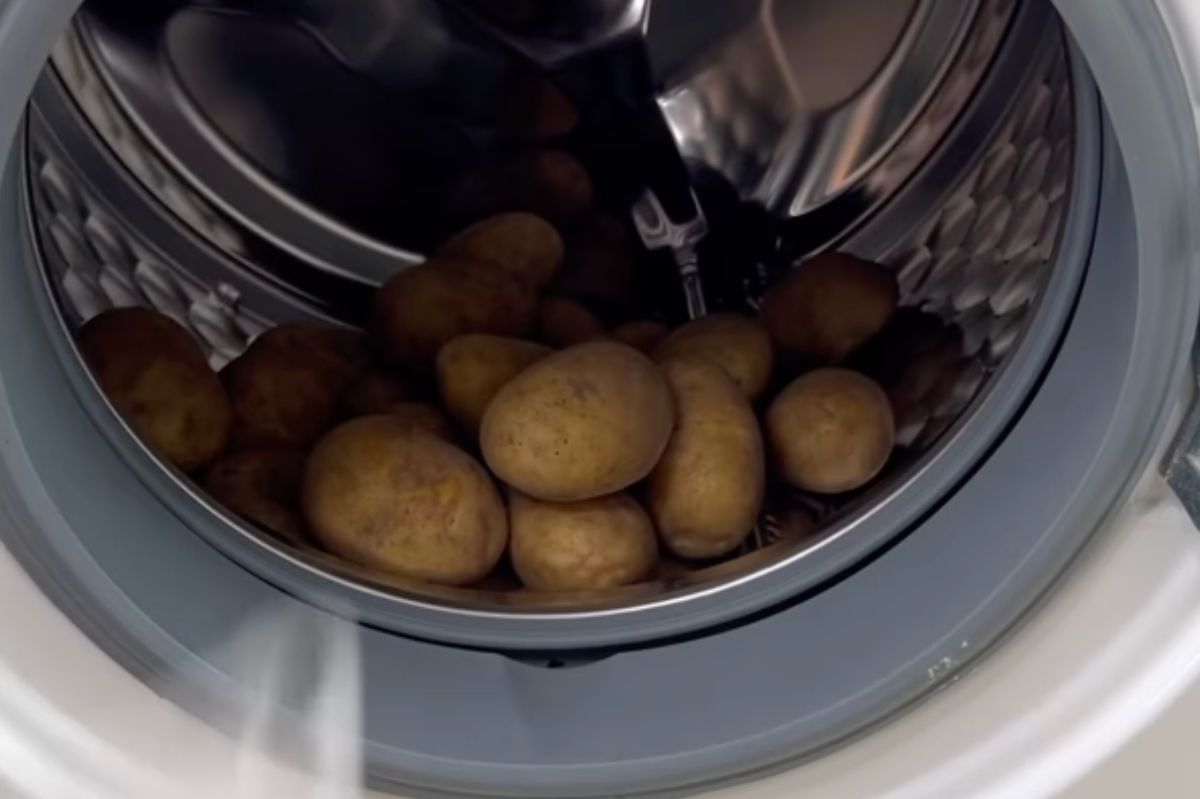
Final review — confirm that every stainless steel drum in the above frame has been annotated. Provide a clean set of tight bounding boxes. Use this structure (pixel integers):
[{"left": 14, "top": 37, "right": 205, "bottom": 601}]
[{"left": 25, "top": 0, "right": 1087, "bottom": 648}]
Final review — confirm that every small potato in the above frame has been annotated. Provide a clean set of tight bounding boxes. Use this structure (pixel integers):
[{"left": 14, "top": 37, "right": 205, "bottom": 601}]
[
  {"left": 79, "top": 308, "right": 231, "bottom": 471},
  {"left": 205, "top": 447, "right": 307, "bottom": 544},
  {"left": 610, "top": 320, "right": 670, "bottom": 354},
  {"left": 760, "top": 252, "right": 898, "bottom": 364},
  {"left": 438, "top": 212, "right": 564, "bottom": 288},
  {"left": 481, "top": 341, "right": 674, "bottom": 502},
  {"left": 509, "top": 491, "right": 658, "bottom": 591},
  {"left": 654, "top": 313, "right": 773, "bottom": 399},
  {"left": 302, "top": 416, "right": 507, "bottom": 586},
  {"left": 386, "top": 401, "right": 457, "bottom": 444},
  {"left": 648, "top": 358, "right": 765, "bottom": 559},
  {"left": 538, "top": 295, "right": 605, "bottom": 347},
  {"left": 340, "top": 368, "right": 412, "bottom": 418},
  {"left": 436, "top": 334, "right": 551, "bottom": 437},
  {"left": 224, "top": 323, "right": 370, "bottom": 448},
  {"left": 766, "top": 368, "right": 895, "bottom": 494},
  {"left": 372, "top": 257, "right": 537, "bottom": 370}
]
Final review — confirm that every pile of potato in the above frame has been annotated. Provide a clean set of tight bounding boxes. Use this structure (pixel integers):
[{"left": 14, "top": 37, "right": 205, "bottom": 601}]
[{"left": 78, "top": 207, "right": 965, "bottom": 598}]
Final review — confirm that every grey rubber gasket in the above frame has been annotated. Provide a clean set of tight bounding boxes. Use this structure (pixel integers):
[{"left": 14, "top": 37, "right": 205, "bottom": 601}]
[{"left": 0, "top": 0, "right": 1197, "bottom": 797}]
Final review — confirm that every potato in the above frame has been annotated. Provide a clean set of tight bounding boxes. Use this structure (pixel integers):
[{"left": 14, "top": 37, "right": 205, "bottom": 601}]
[
  {"left": 554, "top": 213, "right": 638, "bottom": 312},
  {"left": 509, "top": 491, "right": 658, "bottom": 591},
  {"left": 223, "top": 323, "right": 369, "bottom": 448},
  {"left": 654, "top": 313, "right": 773, "bottom": 399},
  {"left": 760, "top": 252, "right": 898, "bottom": 364},
  {"left": 79, "top": 308, "right": 231, "bottom": 471},
  {"left": 205, "top": 447, "right": 307, "bottom": 544},
  {"left": 610, "top": 320, "right": 670, "bottom": 353},
  {"left": 537, "top": 295, "right": 605, "bottom": 347},
  {"left": 847, "top": 309, "right": 964, "bottom": 439},
  {"left": 766, "top": 368, "right": 895, "bottom": 493},
  {"left": 436, "top": 334, "right": 551, "bottom": 437},
  {"left": 486, "top": 149, "right": 594, "bottom": 225},
  {"left": 496, "top": 72, "right": 578, "bottom": 142},
  {"left": 386, "top": 401, "right": 457, "bottom": 444},
  {"left": 371, "top": 257, "right": 537, "bottom": 370},
  {"left": 648, "top": 358, "right": 765, "bottom": 559},
  {"left": 302, "top": 416, "right": 507, "bottom": 585},
  {"left": 438, "top": 212, "right": 564, "bottom": 288},
  {"left": 481, "top": 341, "right": 674, "bottom": 501},
  {"left": 340, "top": 368, "right": 412, "bottom": 418}
]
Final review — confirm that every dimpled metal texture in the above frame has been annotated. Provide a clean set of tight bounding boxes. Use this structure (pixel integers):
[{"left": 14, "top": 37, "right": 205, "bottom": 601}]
[{"left": 28, "top": 135, "right": 266, "bottom": 370}]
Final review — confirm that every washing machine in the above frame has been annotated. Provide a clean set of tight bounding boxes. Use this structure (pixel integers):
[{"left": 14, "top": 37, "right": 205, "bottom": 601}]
[{"left": 3, "top": 0, "right": 1200, "bottom": 796}]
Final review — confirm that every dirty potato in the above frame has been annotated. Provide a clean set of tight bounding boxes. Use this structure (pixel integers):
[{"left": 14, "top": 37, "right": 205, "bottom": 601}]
[
  {"left": 371, "top": 258, "right": 537, "bottom": 371},
  {"left": 302, "top": 416, "right": 507, "bottom": 585},
  {"left": 766, "top": 368, "right": 895, "bottom": 494},
  {"left": 223, "top": 323, "right": 370, "bottom": 448},
  {"left": 205, "top": 447, "right": 308, "bottom": 544},
  {"left": 79, "top": 308, "right": 231, "bottom": 471},
  {"left": 648, "top": 358, "right": 765, "bottom": 559},
  {"left": 436, "top": 334, "right": 551, "bottom": 437},
  {"left": 438, "top": 212, "right": 564, "bottom": 288},
  {"left": 481, "top": 341, "right": 674, "bottom": 501},
  {"left": 760, "top": 252, "right": 898, "bottom": 365},
  {"left": 509, "top": 491, "right": 658, "bottom": 591}
]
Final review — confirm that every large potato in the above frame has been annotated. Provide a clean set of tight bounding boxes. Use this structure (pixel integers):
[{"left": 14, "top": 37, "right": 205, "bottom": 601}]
[
  {"left": 372, "top": 257, "right": 537, "bottom": 371},
  {"left": 436, "top": 334, "right": 551, "bottom": 437},
  {"left": 481, "top": 341, "right": 674, "bottom": 501},
  {"left": 760, "top": 252, "right": 898, "bottom": 364},
  {"left": 302, "top": 416, "right": 507, "bottom": 585},
  {"left": 537, "top": 295, "right": 605, "bottom": 347},
  {"left": 648, "top": 358, "right": 765, "bottom": 559},
  {"left": 509, "top": 491, "right": 658, "bottom": 591},
  {"left": 223, "top": 323, "right": 369, "bottom": 448},
  {"left": 205, "top": 447, "right": 307, "bottom": 544},
  {"left": 438, "top": 212, "right": 564, "bottom": 288},
  {"left": 766, "top": 368, "right": 895, "bottom": 493},
  {"left": 79, "top": 308, "right": 231, "bottom": 471},
  {"left": 654, "top": 313, "right": 773, "bottom": 399}
]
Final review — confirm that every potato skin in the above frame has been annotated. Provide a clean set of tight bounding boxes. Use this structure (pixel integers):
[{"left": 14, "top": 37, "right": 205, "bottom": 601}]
[
  {"left": 481, "top": 341, "right": 674, "bottom": 501},
  {"left": 302, "top": 416, "right": 507, "bottom": 585},
  {"left": 648, "top": 358, "right": 765, "bottom": 559},
  {"left": 204, "top": 447, "right": 307, "bottom": 544},
  {"left": 509, "top": 491, "right": 658, "bottom": 591},
  {"left": 537, "top": 296, "right": 605, "bottom": 347},
  {"left": 79, "top": 308, "right": 231, "bottom": 471},
  {"left": 436, "top": 334, "right": 551, "bottom": 437},
  {"left": 340, "top": 368, "right": 412, "bottom": 418},
  {"left": 386, "top": 401, "right": 457, "bottom": 444},
  {"left": 760, "top": 252, "right": 898, "bottom": 364},
  {"left": 438, "top": 212, "right": 564, "bottom": 288},
  {"left": 655, "top": 313, "right": 773, "bottom": 399},
  {"left": 223, "top": 323, "right": 369, "bottom": 448},
  {"left": 766, "top": 368, "right": 895, "bottom": 493},
  {"left": 371, "top": 258, "right": 537, "bottom": 371},
  {"left": 486, "top": 149, "right": 594, "bottom": 225},
  {"left": 610, "top": 320, "right": 670, "bottom": 354}
]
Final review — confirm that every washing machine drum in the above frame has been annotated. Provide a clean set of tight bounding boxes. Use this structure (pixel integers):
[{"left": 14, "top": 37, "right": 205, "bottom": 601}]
[{"left": 0, "top": 0, "right": 1198, "bottom": 796}]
